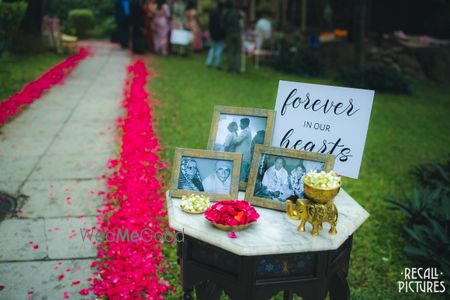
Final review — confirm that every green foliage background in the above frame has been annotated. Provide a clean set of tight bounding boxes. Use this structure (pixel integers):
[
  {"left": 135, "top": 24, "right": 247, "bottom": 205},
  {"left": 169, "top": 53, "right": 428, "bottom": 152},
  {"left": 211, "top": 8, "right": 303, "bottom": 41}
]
[{"left": 0, "top": 1, "right": 27, "bottom": 51}]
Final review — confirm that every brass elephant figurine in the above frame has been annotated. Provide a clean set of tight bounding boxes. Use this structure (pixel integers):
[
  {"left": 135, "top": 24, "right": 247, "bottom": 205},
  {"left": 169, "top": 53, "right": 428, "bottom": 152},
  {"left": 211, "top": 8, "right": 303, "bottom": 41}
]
[{"left": 286, "top": 199, "right": 338, "bottom": 236}]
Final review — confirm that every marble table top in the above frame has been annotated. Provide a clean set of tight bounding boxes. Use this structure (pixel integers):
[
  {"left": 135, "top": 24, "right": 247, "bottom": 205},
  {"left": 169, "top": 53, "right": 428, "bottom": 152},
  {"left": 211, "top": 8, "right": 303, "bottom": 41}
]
[{"left": 166, "top": 189, "right": 369, "bottom": 256}]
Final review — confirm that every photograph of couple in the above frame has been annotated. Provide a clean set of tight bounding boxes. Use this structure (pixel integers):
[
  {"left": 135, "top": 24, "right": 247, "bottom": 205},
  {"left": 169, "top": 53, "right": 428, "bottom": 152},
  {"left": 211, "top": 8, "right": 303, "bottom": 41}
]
[
  {"left": 253, "top": 154, "right": 325, "bottom": 202},
  {"left": 177, "top": 156, "right": 233, "bottom": 195},
  {"left": 213, "top": 114, "right": 267, "bottom": 182}
]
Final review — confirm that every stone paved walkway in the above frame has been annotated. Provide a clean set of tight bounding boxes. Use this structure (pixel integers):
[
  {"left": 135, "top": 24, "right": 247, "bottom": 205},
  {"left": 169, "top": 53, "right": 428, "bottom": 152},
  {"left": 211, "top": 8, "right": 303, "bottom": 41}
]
[{"left": 0, "top": 43, "right": 129, "bottom": 299}]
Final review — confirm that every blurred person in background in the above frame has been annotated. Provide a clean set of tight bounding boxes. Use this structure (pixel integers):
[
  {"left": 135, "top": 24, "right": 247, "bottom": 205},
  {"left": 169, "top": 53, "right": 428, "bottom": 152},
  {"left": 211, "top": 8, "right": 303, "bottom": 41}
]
[
  {"left": 185, "top": 0, "right": 203, "bottom": 51},
  {"left": 115, "top": 0, "right": 131, "bottom": 48},
  {"left": 130, "top": 0, "right": 148, "bottom": 54},
  {"left": 223, "top": 0, "right": 242, "bottom": 73},
  {"left": 255, "top": 9, "right": 272, "bottom": 50},
  {"left": 152, "top": 0, "right": 171, "bottom": 55},
  {"left": 170, "top": 0, "right": 186, "bottom": 29},
  {"left": 144, "top": 0, "right": 157, "bottom": 52},
  {"left": 205, "top": 0, "right": 226, "bottom": 69}
]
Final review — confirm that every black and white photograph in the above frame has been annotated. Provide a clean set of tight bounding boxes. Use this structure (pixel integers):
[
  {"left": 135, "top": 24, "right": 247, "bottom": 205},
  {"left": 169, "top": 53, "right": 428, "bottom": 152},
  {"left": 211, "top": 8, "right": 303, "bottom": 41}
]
[
  {"left": 170, "top": 148, "right": 242, "bottom": 200},
  {"left": 177, "top": 156, "right": 233, "bottom": 195},
  {"left": 207, "top": 106, "right": 275, "bottom": 188},
  {"left": 254, "top": 154, "right": 325, "bottom": 201},
  {"left": 246, "top": 145, "right": 335, "bottom": 211}
]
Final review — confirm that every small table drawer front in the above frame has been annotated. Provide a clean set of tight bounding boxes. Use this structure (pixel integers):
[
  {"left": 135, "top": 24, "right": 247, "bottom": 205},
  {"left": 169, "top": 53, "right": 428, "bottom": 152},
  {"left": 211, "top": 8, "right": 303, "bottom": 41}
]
[{"left": 255, "top": 253, "right": 316, "bottom": 279}]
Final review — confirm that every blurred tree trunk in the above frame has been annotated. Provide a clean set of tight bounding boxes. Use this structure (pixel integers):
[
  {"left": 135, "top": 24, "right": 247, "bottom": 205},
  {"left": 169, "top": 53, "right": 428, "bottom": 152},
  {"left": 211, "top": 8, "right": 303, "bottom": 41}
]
[
  {"left": 301, "top": 0, "right": 307, "bottom": 32},
  {"left": 353, "top": 0, "right": 367, "bottom": 69},
  {"left": 279, "top": 0, "right": 288, "bottom": 30},
  {"left": 13, "top": 0, "right": 46, "bottom": 52},
  {"left": 250, "top": 0, "right": 256, "bottom": 22}
]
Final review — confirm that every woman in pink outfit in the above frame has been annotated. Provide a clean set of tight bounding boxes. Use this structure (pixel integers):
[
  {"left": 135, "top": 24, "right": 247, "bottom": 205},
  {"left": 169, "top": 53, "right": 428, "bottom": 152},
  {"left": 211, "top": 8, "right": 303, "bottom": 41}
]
[
  {"left": 185, "top": 1, "right": 203, "bottom": 51},
  {"left": 152, "top": 0, "right": 171, "bottom": 55}
]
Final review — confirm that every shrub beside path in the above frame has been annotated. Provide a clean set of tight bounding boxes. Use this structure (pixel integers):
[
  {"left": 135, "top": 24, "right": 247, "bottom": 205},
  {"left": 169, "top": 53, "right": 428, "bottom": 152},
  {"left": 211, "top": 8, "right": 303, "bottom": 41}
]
[{"left": 0, "top": 42, "right": 129, "bottom": 299}]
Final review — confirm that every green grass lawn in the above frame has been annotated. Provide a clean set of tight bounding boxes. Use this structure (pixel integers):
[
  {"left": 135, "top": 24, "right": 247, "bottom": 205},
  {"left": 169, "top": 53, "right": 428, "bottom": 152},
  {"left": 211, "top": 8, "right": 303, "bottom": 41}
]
[
  {"left": 150, "top": 54, "right": 450, "bottom": 299},
  {"left": 0, "top": 52, "right": 66, "bottom": 100}
]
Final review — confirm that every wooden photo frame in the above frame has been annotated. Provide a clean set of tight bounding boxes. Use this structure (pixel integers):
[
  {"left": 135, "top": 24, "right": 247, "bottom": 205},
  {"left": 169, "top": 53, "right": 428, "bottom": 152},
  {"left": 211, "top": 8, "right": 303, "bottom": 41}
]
[
  {"left": 170, "top": 148, "right": 242, "bottom": 201},
  {"left": 207, "top": 105, "right": 275, "bottom": 190},
  {"left": 245, "top": 145, "right": 335, "bottom": 211}
]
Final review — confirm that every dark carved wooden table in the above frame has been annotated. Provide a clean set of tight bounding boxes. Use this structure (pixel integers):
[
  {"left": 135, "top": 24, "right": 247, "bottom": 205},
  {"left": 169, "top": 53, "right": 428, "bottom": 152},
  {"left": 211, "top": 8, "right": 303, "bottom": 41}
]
[{"left": 167, "top": 191, "right": 368, "bottom": 300}]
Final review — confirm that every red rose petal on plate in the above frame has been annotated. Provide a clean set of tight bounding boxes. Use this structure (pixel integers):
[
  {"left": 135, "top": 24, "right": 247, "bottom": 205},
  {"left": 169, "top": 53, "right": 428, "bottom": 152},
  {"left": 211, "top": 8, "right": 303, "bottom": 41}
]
[{"left": 228, "top": 232, "right": 237, "bottom": 239}]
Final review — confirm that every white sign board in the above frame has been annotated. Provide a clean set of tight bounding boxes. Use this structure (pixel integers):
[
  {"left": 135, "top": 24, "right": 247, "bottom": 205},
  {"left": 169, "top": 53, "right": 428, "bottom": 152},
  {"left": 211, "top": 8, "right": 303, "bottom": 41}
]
[
  {"left": 272, "top": 80, "right": 374, "bottom": 179},
  {"left": 170, "top": 29, "right": 192, "bottom": 46}
]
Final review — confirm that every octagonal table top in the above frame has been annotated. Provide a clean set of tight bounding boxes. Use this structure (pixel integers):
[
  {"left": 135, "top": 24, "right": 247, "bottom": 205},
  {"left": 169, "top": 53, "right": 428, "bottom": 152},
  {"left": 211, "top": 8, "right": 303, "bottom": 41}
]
[{"left": 166, "top": 189, "right": 369, "bottom": 256}]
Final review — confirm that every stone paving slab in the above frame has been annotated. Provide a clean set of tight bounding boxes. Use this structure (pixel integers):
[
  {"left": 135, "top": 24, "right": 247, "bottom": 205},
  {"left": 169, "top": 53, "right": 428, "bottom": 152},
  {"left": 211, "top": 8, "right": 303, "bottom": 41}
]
[
  {"left": 70, "top": 101, "right": 122, "bottom": 121},
  {"left": 48, "top": 129, "right": 115, "bottom": 155},
  {"left": 29, "top": 152, "right": 110, "bottom": 180},
  {"left": 0, "top": 136, "right": 53, "bottom": 157},
  {"left": 56, "top": 118, "right": 115, "bottom": 135},
  {"left": 11, "top": 108, "right": 70, "bottom": 125},
  {"left": 83, "top": 87, "right": 123, "bottom": 100},
  {"left": 0, "top": 181, "right": 22, "bottom": 196},
  {"left": 20, "top": 180, "right": 102, "bottom": 218},
  {"left": 1, "top": 118, "right": 63, "bottom": 139},
  {"left": 31, "top": 90, "right": 83, "bottom": 106},
  {"left": 0, "top": 155, "right": 40, "bottom": 182},
  {"left": 0, "top": 259, "right": 94, "bottom": 299},
  {"left": 0, "top": 219, "right": 47, "bottom": 261},
  {"left": 45, "top": 217, "right": 97, "bottom": 259}
]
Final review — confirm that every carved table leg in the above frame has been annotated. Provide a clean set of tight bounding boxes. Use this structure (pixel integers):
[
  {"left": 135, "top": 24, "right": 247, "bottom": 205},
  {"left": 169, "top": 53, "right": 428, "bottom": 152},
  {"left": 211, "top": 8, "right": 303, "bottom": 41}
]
[
  {"left": 328, "top": 270, "right": 350, "bottom": 300},
  {"left": 183, "top": 288, "right": 193, "bottom": 300},
  {"left": 283, "top": 290, "right": 294, "bottom": 300},
  {"left": 195, "top": 281, "right": 222, "bottom": 300}
]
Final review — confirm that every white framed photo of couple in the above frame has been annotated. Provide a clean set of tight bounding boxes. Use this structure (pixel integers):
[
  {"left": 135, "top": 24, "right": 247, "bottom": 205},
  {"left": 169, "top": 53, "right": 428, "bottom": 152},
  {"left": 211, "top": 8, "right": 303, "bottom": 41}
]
[
  {"left": 245, "top": 145, "right": 335, "bottom": 211},
  {"left": 170, "top": 148, "right": 242, "bottom": 201},
  {"left": 207, "top": 106, "right": 275, "bottom": 190}
]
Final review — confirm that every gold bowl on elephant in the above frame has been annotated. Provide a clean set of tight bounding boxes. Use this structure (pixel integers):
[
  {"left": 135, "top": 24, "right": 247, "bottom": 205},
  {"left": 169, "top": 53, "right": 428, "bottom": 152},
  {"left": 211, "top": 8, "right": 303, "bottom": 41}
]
[{"left": 303, "top": 182, "right": 341, "bottom": 204}]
